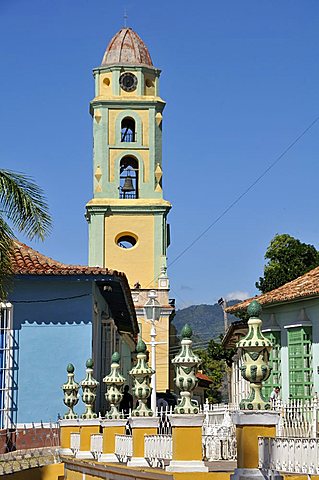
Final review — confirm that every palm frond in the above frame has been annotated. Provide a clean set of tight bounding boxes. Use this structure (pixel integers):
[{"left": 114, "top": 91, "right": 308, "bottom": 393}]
[
  {"left": 0, "top": 169, "right": 52, "bottom": 240},
  {"left": 0, "top": 216, "right": 14, "bottom": 300}
]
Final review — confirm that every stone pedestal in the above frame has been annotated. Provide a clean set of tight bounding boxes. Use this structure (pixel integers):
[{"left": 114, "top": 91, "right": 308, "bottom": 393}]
[
  {"left": 231, "top": 411, "right": 283, "bottom": 480},
  {"left": 166, "top": 414, "right": 208, "bottom": 472},
  {"left": 75, "top": 419, "right": 101, "bottom": 459},
  {"left": 128, "top": 416, "right": 159, "bottom": 467},
  {"left": 59, "top": 419, "right": 80, "bottom": 456},
  {"left": 99, "top": 418, "right": 127, "bottom": 463}
]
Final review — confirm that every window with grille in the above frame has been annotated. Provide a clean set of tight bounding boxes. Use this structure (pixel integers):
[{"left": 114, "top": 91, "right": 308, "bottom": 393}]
[
  {"left": 0, "top": 304, "right": 14, "bottom": 428},
  {"left": 262, "top": 331, "right": 281, "bottom": 401},
  {"left": 287, "top": 326, "right": 313, "bottom": 400}
]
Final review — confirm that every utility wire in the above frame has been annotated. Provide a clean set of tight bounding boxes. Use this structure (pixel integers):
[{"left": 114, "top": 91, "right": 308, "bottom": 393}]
[{"left": 167, "top": 115, "right": 319, "bottom": 268}]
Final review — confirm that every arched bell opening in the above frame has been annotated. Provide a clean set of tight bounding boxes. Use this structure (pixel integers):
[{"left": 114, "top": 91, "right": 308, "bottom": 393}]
[
  {"left": 119, "top": 156, "right": 139, "bottom": 199},
  {"left": 121, "top": 117, "right": 136, "bottom": 142}
]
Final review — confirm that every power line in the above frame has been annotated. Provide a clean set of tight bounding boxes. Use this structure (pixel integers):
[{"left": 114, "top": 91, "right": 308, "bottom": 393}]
[{"left": 167, "top": 115, "right": 319, "bottom": 268}]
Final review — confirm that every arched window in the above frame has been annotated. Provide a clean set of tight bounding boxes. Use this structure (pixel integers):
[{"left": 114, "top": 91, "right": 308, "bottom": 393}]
[
  {"left": 119, "top": 156, "right": 138, "bottom": 199},
  {"left": 121, "top": 117, "right": 136, "bottom": 142}
]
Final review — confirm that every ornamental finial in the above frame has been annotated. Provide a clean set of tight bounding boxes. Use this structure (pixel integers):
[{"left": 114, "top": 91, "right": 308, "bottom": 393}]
[
  {"left": 103, "top": 352, "right": 126, "bottom": 419},
  {"left": 61, "top": 363, "right": 79, "bottom": 419},
  {"left": 80, "top": 358, "right": 99, "bottom": 419},
  {"left": 237, "top": 301, "right": 272, "bottom": 410},
  {"left": 172, "top": 324, "right": 200, "bottom": 414},
  {"left": 129, "top": 343, "right": 154, "bottom": 417}
]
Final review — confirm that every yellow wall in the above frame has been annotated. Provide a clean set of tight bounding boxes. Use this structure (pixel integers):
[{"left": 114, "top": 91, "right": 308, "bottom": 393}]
[
  {"left": 104, "top": 214, "right": 154, "bottom": 287},
  {"left": 140, "top": 314, "right": 169, "bottom": 391},
  {"left": 236, "top": 425, "right": 276, "bottom": 469}
]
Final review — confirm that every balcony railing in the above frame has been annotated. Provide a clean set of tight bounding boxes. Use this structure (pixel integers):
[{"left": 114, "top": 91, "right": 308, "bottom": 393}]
[
  {"left": 90, "top": 434, "right": 103, "bottom": 461},
  {"left": 70, "top": 433, "right": 80, "bottom": 456},
  {"left": 259, "top": 436, "right": 319, "bottom": 475},
  {"left": 115, "top": 434, "right": 132, "bottom": 463},
  {"left": 144, "top": 434, "right": 172, "bottom": 468},
  {"left": 121, "top": 132, "right": 136, "bottom": 142}
]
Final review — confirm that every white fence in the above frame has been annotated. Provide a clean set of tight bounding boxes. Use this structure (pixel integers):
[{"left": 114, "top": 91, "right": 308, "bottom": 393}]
[
  {"left": 115, "top": 434, "right": 132, "bottom": 463},
  {"left": 144, "top": 434, "right": 172, "bottom": 468},
  {"left": 202, "top": 402, "right": 237, "bottom": 461},
  {"left": 275, "top": 398, "right": 318, "bottom": 438},
  {"left": 90, "top": 434, "right": 103, "bottom": 460},
  {"left": 259, "top": 436, "right": 319, "bottom": 475},
  {"left": 70, "top": 433, "right": 80, "bottom": 455}
]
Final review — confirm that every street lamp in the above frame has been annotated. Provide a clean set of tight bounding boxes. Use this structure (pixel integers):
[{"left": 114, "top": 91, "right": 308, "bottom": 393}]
[{"left": 144, "top": 290, "right": 161, "bottom": 413}]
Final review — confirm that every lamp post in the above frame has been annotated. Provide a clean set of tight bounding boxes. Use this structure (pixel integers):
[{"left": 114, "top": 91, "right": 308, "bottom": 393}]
[{"left": 144, "top": 290, "right": 161, "bottom": 413}]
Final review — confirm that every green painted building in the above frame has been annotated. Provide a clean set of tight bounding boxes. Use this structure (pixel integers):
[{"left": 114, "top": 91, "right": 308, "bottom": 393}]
[{"left": 224, "top": 266, "right": 319, "bottom": 402}]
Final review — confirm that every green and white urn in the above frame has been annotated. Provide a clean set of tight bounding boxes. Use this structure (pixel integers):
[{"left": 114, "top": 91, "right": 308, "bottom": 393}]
[
  {"left": 172, "top": 324, "right": 200, "bottom": 414},
  {"left": 103, "top": 351, "right": 125, "bottom": 419},
  {"left": 80, "top": 358, "right": 99, "bottom": 419},
  {"left": 61, "top": 363, "right": 80, "bottom": 419},
  {"left": 129, "top": 339, "right": 154, "bottom": 417},
  {"left": 238, "top": 300, "right": 272, "bottom": 410}
]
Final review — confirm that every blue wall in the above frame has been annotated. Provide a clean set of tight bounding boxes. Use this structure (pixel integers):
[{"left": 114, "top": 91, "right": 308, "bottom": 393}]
[{"left": 9, "top": 277, "right": 94, "bottom": 423}]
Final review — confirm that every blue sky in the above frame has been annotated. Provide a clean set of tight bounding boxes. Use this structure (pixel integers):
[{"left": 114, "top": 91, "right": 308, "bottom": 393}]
[{"left": 1, "top": 1, "right": 319, "bottom": 308}]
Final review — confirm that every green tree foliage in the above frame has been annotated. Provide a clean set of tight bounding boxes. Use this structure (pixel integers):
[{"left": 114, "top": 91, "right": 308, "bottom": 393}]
[
  {"left": 196, "top": 338, "right": 235, "bottom": 403},
  {"left": 256, "top": 234, "right": 319, "bottom": 294},
  {"left": 0, "top": 170, "right": 51, "bottom": 299}
]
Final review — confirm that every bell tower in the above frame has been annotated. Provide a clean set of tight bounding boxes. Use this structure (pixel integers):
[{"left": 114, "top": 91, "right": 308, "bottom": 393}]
[{"left": 86, "top": 28, "right": 173, "bottom": 391}]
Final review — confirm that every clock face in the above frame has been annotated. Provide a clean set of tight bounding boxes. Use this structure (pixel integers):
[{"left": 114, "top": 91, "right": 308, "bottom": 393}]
[{"left": 119, "top": 72, "right": 138, "bottom": 92}]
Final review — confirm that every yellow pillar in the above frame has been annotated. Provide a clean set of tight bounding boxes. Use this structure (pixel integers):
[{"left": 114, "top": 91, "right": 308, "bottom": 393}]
[
  {"left": 166, "top": 414, "right": 208, "bottom": 472},
  {"left": 59, "top": 419, "right": 80, "bottom": 455},
  {"left": 231, "top": 411, "right": 280, "bottom": 479},
  {"left": 76, "top": 419, "right": 101, "bottom": 459},
  {"left": 128, "top": 416, "right": 159, "bottom": 467},
  {"left": 99, "top": 418, "right": 127, "bottom": 462}
]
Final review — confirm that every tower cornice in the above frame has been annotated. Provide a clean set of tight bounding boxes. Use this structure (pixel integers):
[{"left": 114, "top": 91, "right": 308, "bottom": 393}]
[{"left": 93, "top": 65, "right": 161, "bottom": 76}]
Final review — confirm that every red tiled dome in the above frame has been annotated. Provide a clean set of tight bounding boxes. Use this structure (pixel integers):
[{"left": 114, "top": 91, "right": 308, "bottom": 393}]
[{"left": 101, "top": 28, "right": 153, "bottom": 67}]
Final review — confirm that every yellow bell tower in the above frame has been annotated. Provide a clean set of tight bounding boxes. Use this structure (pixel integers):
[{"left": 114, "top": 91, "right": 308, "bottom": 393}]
[{"left": 86, "top": 27, "right": 173, "bottom": 391}]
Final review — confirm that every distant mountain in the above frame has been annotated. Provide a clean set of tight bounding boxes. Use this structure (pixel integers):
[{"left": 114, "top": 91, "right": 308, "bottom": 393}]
[{"left": 172, "top": 301, "right": 240, "bottom": 344}]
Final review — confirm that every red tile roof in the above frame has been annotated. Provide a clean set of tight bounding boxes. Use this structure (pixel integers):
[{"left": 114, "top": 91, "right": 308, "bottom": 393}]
[
  {"left": 11, "top": 241, "right": 126, "bottom": 278},
  {"left": 226, "top": 265, "right": 319, "bottom": 314},
  {"left": 101, "top": 28, "right": 153, "bottom": 67},
  {"left": 196, "top": 372, "right": 213, "bottom": 384}
]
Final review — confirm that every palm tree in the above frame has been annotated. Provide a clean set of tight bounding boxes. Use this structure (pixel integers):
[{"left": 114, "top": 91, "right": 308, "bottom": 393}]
[{"left": 0, "top": 169, "right": 51, "bottom": 299}]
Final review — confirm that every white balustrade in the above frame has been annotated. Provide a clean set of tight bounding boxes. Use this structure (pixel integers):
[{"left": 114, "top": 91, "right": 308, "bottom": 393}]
[
  {"left": 70, "top": 433, "right": 80, "bottom": 455},
  {"left": 274, "top": 397, "right": 318, "bottom": 438},
  {"left": 115, "top": 434, "right": 132, "bottom": 463},
  {"left": 259, "top": 436, "right": 319, "bottom": 475},
  {"left": 202, "top": 401, "right": 237, "bottom": 461},
  {"left": 90, "top": 434, "right": 103, "bottom": 460},
  {"left": 144, "top": 434, "right": 172, "bottom": 468}
]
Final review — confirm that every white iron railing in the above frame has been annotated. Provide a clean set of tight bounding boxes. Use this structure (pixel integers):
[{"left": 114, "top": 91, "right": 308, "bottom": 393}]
[
  {"left": 144, "top": 434, "right": 172, "bottom": 468},
  {"left": 90, "top": 434, "right": 103, "bottom": 460},
  {"left": 115, "top": 434, "right": 132, "bottom": 463},
  {"left": 259, "top": 436, "right": 319, "bottom": 475},
  {"left": 274, "top": 397, "right": 318, "bottom": 438},
  {"left": 202, "top": 401, "right": 237, "bottom": 460},
  {"left": 70, "top": 433, "right": 80, "bottom": 455}
]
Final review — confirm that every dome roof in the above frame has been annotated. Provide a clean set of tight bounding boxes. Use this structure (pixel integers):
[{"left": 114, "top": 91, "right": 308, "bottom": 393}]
[{"left": 101, "top": 28, "right": 153, "bottom": 67}]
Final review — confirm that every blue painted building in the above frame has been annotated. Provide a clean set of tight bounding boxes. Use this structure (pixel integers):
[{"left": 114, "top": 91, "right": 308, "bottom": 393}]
[{"left": 2, "top": 241, "right": 137, "bottom": 426}]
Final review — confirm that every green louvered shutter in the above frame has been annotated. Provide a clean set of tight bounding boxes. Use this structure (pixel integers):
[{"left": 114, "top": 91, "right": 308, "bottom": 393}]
[
  {"left": 262, "top": 331, "right": 281, "bottom": 400},
  {"left": 288, "top": 327, "right": 313, "bottom": 400}
]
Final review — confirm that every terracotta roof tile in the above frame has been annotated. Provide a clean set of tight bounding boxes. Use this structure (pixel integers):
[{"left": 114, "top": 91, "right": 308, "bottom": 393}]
[
  {"left": 226, "top": 265, "right": 319, "bottom": 313},
  {"left": 101, "top": 28, "right": 153, "bottom": 67},
  {"left": 11, "top": 241, "right": 125, "bottom": 278}
]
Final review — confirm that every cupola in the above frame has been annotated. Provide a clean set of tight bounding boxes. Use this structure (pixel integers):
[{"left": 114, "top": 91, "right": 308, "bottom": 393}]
[{"left": 101, "top": 28, "right": 153, "bottom": 67}]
